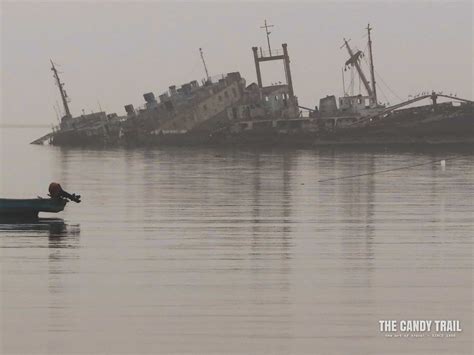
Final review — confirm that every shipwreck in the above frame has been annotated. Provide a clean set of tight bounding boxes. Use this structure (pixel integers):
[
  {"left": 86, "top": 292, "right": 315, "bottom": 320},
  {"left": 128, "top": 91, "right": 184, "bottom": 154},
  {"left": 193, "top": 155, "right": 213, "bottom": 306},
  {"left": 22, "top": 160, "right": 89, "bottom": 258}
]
[{"left": 32, "top": 23, "right": 473, "bottom": 147}]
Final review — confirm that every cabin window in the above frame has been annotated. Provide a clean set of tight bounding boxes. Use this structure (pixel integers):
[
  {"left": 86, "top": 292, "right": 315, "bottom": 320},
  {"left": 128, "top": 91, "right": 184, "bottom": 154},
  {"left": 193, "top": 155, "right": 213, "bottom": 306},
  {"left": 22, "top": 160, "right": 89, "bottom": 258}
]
[
  {"left": 275, "top": 95, "right": 279, "bottom": 101},
  {"left": 357, "top": 98, "right": 362, "bottom": 104},
  {"left": 265, "top": 96, "right": 269, "bottom": 101}
]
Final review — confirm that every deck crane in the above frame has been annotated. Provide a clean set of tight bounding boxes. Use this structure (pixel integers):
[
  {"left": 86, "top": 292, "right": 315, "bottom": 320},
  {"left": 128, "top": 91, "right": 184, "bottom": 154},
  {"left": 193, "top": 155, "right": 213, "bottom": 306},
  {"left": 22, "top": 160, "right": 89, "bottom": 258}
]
[{"left": 341, "top": 24, "right": 379, "bottom": 107}]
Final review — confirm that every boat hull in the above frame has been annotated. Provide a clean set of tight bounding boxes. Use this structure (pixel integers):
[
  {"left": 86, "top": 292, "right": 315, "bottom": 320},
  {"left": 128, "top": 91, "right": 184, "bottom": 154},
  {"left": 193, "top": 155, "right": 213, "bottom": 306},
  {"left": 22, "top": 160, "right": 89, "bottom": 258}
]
[
  {"left": 38, "top": 102, "right": 473, "bottom": 148},
  {"left": 51, "top": 130, "right": 106, "bottom": 146},
  {"left": 0, "top": 198, "right": 67, "bottom": 218}
]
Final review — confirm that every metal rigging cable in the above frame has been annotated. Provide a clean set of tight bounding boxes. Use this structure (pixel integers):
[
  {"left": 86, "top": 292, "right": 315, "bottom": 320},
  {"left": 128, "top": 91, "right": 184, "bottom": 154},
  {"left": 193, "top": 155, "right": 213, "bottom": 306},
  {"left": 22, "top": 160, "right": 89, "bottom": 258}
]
[
  {"left": 360, "top": 50, "right": 403, "bottom": 103},
  {"left": 374, "top": 68, "right": 403, "bottom": 102},
  {"left": 318, "top": 156, "right": 462, "bottom": 183},
  {"left": 375, "top": 79, "right": 390, "bottom": 104}
]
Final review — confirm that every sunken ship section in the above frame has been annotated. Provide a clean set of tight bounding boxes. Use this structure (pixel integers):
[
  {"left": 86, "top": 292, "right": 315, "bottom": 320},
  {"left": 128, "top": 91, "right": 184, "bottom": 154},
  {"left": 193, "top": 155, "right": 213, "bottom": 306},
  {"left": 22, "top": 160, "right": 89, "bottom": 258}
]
[
  {"left": 33, "top": 24, "right": 472, "bottom": 147},
  {"left": 120, "top": 72, "right": 247, "bottom": 146},
  {"left": 113, "top": 42, "right": 301, "bottom": 146},
  {"left": 220, "top": 25, "right": 473, "bottom": 146},
  {"left": 37, "top": 61, "right": 121, "bottom": 146}
]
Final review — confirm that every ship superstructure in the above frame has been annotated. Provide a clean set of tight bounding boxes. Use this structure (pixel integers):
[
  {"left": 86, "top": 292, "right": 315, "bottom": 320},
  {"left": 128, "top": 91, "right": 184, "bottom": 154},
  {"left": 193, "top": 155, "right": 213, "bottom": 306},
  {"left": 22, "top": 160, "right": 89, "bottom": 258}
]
[
  {"left": 38, "top": 61, "right": 121, "bottom": 146},
  {"left": 223, "top": 21, "right": 304, "bottom": 134},
  {"left": 305, "top": 24, "right": 472, "bottom": 138},
  {"left": 315, "top": 24, "right": 386, "bottom": 124},
  {"left": 119, "top": 71, "right": 247, "bottom": 144}
]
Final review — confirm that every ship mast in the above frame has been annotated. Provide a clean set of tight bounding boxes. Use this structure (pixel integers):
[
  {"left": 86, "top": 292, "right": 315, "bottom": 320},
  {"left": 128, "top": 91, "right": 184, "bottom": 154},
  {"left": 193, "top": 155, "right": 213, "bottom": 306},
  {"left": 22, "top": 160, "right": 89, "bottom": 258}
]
[
  {"left": 50, "top": 59, "right": 71, "bottom": 118},
  {"left": 366, "top": 23, "right": 377, "bottom": 105},
  {"left": 260, "top": 19, "right": 274, "bottom": 56},
  {"left": 199, "top": 48, "right": 210, "bottom": 82},
  {"left": 342, "top": 39, "right": 374, "bottom": 100}
]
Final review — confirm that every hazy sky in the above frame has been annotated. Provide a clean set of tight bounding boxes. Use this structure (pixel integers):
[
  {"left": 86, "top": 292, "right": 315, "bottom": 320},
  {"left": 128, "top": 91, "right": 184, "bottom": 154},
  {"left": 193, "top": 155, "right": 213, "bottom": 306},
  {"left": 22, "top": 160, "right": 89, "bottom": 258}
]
[{"left": 1, "top": 0, "right": 472, "bottom": 125}]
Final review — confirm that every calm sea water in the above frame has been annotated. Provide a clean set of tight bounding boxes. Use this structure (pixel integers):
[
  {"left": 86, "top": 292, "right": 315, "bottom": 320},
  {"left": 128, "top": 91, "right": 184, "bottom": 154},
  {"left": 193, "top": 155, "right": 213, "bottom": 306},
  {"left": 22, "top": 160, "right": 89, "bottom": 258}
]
[{"left": 1, "top": 127, "right": 472, "bottom": 354}]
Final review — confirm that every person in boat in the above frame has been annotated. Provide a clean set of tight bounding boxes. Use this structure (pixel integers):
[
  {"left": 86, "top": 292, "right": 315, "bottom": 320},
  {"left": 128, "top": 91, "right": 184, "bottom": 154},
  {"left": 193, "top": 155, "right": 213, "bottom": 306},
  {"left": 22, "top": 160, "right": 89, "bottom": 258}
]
[{"left": 48, "top": 182, "right": 81, "bottom": 203}]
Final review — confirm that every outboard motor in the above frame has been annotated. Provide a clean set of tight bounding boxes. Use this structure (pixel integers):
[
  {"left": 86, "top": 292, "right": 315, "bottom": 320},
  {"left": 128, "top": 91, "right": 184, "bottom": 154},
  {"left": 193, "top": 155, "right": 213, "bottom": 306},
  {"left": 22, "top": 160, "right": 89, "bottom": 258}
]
[{"left": 48, "top": 182, "right": 81, "bottom": 203}]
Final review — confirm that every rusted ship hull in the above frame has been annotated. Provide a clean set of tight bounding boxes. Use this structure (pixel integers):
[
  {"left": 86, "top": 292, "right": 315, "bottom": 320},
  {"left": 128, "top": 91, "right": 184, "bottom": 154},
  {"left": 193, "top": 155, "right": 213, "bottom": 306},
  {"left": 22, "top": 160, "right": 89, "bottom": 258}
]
[
  {"left": 51, "top": 130, "right": 106, "bottom": 146},
  {"left": 44, "top": 101, "right": 472, "bottom": 148},
  {"left": 50, "top": 128, "right": 121, "bottom": 147},
  {"left": 143, "top": 103, "right": 473, "bottom": 147},
  {"left": 315, "top": 104, "right": 474, "bottom": 146}
]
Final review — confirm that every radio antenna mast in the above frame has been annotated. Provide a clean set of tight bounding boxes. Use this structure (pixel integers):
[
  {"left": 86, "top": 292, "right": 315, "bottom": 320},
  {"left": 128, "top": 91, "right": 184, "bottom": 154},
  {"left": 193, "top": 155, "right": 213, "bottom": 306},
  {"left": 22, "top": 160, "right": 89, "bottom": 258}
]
[
  {"left": 260, "top": 19, "right": 274, "bottom": 55},
  {"left": 366, "top": 23, "right": 377, "bottom": 105},
  {"left": 50, "top": 59, "right": 71, "bottom": 118},
  {"left": 199, "top": 48, "right": 210, "bottom": 82}
]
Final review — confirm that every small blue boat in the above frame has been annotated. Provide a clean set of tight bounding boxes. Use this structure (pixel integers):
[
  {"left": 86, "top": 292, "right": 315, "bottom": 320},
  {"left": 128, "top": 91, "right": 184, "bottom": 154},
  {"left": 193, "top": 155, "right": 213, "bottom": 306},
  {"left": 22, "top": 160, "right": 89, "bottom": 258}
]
[
  {"left": 0, "top": 198, "right": 68, "bottom": 218},
  {"left": 0, "top": 183, "right": 80, "bottom": 220}
]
